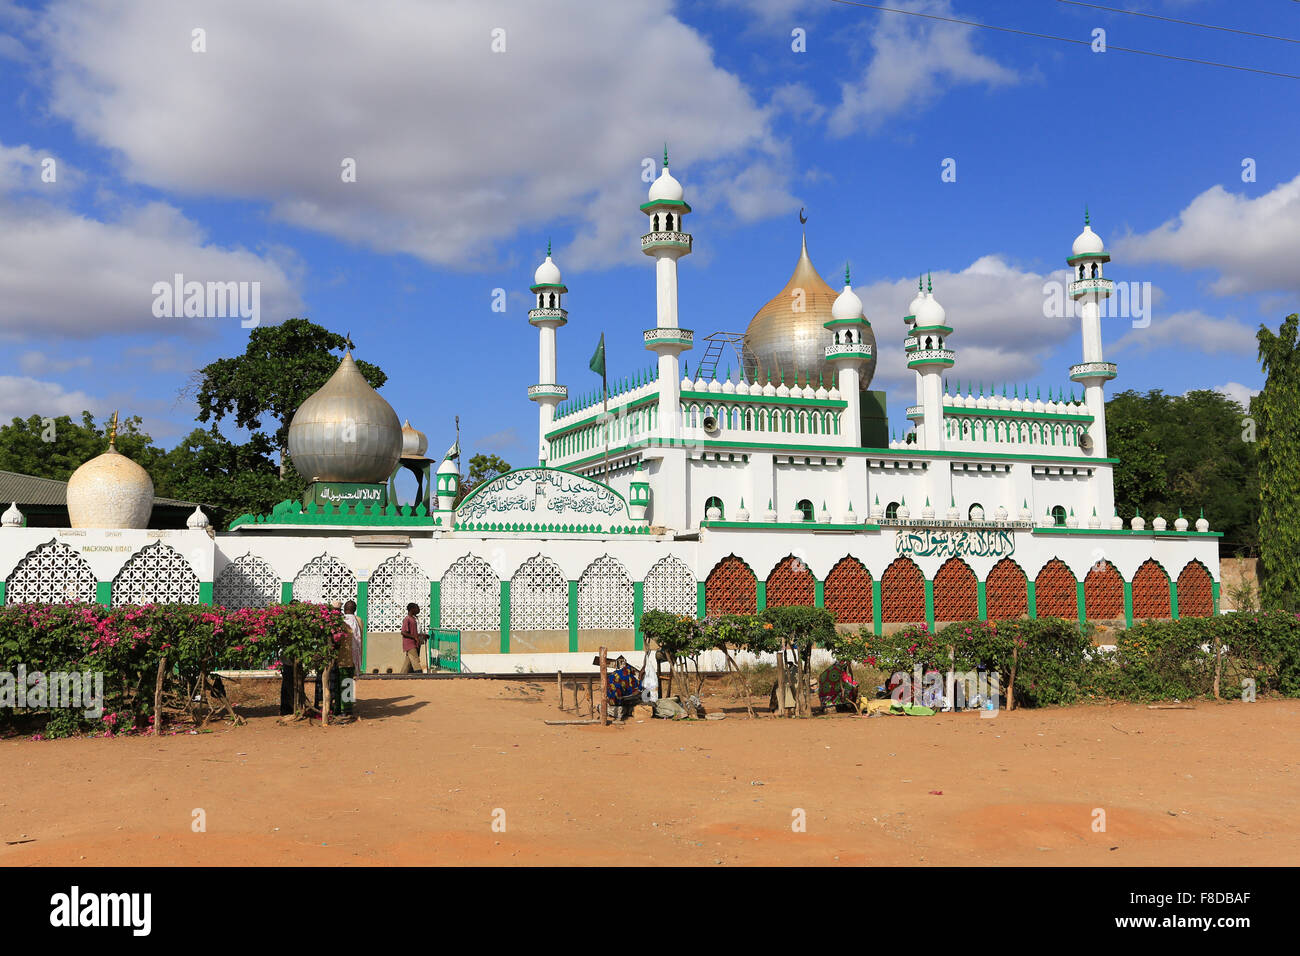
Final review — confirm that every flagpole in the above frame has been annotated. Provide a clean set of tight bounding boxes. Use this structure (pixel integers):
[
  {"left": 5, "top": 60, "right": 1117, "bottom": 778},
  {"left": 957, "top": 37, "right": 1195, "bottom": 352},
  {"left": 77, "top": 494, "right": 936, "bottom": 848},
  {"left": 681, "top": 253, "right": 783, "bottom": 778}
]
[{"left": 602, "top": 356, "right": 610, "bottom": 483}]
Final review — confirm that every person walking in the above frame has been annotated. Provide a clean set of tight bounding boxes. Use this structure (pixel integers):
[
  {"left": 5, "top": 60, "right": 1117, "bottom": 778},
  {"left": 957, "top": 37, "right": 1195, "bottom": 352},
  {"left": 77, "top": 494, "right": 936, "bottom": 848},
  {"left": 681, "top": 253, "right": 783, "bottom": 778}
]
[
  {"left": 398, "top": 602, "right": 425, "bottom": 674},
  {"left": 339, "top": 599, "right": 363, "bottom": 715}
]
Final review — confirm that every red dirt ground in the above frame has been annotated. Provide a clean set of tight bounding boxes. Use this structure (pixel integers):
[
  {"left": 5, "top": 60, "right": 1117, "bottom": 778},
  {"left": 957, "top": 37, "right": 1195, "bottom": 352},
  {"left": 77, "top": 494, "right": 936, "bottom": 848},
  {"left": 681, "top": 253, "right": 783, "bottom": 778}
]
[{"left": 2, "top": 678, "right": 1297, "bottom": 866}]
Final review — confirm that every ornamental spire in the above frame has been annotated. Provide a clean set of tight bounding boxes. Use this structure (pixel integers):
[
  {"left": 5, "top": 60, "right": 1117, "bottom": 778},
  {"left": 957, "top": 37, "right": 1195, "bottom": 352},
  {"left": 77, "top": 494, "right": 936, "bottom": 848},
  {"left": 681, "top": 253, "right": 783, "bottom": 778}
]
[
  {"left": 663, "top": 142, "right": 669, "bottom": 168},
  {"left": 926, "top": 272, "right": 932, "bottom": 293}
]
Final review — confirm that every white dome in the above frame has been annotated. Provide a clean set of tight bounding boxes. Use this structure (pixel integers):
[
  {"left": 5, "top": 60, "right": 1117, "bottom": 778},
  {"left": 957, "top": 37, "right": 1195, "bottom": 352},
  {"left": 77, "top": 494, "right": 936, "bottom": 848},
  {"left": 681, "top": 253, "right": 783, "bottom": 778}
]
[
  {"left": 914, "top": 292, "right": 946, "bottom": 327},
  {"left": 186, "top": 506, "right": 210, "bottom": 529},
  {"left": 831, "top": 283, "right": 864, "bottom": 321},
  {"left": 1071, "top": 224, "right": 1105, "bottom": 256},
  {"left": 533, "top": 255, "right": 562, "bottom": 286},
  {"left": 2, "top": 501, "right": 22, "bottom": 527},
  {"left": 67, "top": 445, "right": 154, "bottom": 529},
  {"left": 648, "top": 166, "right": 684, "bottom": 203}
]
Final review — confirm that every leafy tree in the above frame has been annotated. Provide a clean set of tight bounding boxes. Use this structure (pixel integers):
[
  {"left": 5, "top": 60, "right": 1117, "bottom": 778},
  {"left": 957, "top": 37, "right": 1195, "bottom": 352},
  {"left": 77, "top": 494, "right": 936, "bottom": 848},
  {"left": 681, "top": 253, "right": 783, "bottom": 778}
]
[
  {"left": 152, "top": 427, "right": 293, "bottom": 529},
  {"left": 0, "top": 412, "right": 161, "bottom": 480},
  {"left": 1106, "top": 388, "right": 1259, "bottom": 555},
  {"left": 1255, "top": 314, "right": 1300, "bottom": 611},
  {"left": 456, "top": 453, "right": 511, "bottom": 504},
  {"left": 191, "top": 318, "right": 387, "bottom": 476}
]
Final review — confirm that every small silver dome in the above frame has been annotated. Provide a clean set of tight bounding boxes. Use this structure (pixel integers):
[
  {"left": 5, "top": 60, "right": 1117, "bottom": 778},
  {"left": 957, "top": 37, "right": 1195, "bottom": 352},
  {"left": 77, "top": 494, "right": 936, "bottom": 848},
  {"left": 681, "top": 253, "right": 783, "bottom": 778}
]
[
  {"left": 287, "top": 352, "right": 403, "bottom": 483},
  {"left": 401, "top": 419, "right": 429, "bottom": 458}
]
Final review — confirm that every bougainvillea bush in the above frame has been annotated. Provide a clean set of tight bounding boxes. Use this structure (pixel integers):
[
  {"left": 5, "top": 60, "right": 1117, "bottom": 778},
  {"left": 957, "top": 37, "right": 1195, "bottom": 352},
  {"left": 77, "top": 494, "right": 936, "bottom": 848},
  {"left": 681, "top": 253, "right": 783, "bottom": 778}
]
[{"left": 0, "top": 602, "right": 350, "bottom": 737}]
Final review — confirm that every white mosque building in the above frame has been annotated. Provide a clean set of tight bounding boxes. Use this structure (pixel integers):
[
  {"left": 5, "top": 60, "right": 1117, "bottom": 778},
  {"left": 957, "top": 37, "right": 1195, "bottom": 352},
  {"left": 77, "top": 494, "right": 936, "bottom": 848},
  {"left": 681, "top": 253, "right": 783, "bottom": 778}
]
[{"left": 0, "top": 156, "right": 1221, "bottom": 673}]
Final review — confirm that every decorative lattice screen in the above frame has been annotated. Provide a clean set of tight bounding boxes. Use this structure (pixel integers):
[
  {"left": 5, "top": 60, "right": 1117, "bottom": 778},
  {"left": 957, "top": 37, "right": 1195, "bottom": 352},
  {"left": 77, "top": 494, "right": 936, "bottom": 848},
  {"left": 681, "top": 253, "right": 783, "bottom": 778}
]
[
  {"left": 369, "top": 554, "right": 431, "bottom": 632},
  {"left": 705, "top": 555, "right": 756, "bottom": 616},
  {"left": 933, "top": 558, "right": 978, "bottom": 621},
  {"left": 5, "top": 539, "right": 97, "bottom": 604},
  {"left": 1084, "top": 561, "right": 1124, "bottom": 619},
  {"left": 577, "top": 555, "right": 633, "bottom": 629},
  {"left": 510, "top": 555, "right": 568, "bottom": 631},
  {"left": 642, "top": 556, "right": 696, "bottom": 617},
  {"left": 1177, "top": 561, "right": 1213, "bottom": 617},
  {"left": 112, "top": 541, "right": 200, "bottom": 606},
  {"left": 985, "top": 558, "right": 1027, "bottom": 620},
  {"left": 440, "top": 555, "right": 500, "bottom": 631},
  {"left": 1034, "top": 559, "right": 1078, "bottom": 618},
  {"left": 766, "top": 555, "right": 815, "bottom": 607},
  {"left": 881, "top": 557, "right": 925, "bottom": 624},
  {"left": 1131, "top": 559, "right": 1170, "bottom": 619},
  {"left": 215, "top": 553, "right": 279, "bottom": 609},
  {"left": 824, "top": 556, "right": 872, "bottom": 624},
  {"left": 292, "top": 554, "right": 357, "bottom": 607}
]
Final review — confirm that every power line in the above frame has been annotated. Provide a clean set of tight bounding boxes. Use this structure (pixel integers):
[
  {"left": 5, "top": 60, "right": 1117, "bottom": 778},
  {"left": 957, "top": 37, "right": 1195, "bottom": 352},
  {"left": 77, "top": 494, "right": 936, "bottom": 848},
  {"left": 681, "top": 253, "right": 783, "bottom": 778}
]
[
  {"left": 827, "top": 0, "right": 1300, "bottom": 80},
  {"left": 1055, "top": 1, "right": 1300, "bottom": 45}
]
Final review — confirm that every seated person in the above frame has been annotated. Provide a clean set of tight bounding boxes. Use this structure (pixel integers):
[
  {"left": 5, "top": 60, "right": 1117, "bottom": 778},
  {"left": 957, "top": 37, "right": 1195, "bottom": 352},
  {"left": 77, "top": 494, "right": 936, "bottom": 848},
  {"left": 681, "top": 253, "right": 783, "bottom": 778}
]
[
  {"left": 604, "top": 655, "right": 645, "bottom": 720},
  {"left": 817, "top": 660, "right": 860, "bottom": 711}
]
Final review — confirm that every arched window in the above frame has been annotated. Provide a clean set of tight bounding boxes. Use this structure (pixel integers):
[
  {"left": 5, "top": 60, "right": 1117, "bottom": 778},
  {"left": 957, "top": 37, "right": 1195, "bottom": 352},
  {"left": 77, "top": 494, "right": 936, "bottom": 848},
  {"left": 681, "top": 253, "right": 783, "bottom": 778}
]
[
  {"left": 113, "top": 541, "right": 200, "bottom": 606},
  {"left": 704, "top": 495, "right": 724, "bottom": 519},
  {"left": 1051, "top": 505, "right": 1067, "bottom": 527},
  {"left": 1090, "top": 262, "right": 1099, "bottom": 278},
  {"left": 968, "top": 503, "right": 983, "bottom": 520},
  {"left": 796, "top": 499, "right": 814, "bottom": 522},
  {"left": 885, "top": 501, "right": 900, "bottom": 520}
]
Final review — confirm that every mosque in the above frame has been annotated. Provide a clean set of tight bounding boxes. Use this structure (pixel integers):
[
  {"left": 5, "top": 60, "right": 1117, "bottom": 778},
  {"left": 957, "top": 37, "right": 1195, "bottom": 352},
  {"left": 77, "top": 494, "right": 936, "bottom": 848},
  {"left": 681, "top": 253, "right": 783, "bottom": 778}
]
[{"left": 0, "top": 156, "right": 1222, "bottom": 673}]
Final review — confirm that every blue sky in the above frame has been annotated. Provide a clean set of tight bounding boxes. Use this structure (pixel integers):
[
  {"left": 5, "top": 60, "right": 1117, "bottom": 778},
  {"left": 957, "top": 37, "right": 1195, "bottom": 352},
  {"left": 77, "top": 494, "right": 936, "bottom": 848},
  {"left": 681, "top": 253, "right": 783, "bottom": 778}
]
[{"left": 1, "top": 0, "right": 1297, "bottom": 462}]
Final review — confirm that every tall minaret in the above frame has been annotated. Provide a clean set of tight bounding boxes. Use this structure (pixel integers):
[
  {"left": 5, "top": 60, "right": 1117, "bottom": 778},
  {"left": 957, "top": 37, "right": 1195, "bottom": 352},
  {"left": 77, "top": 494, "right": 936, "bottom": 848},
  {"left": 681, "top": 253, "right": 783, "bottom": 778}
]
[
  {"left": 1067, "top": 210, "right": 1118, "bottom": 456},
  {"left": 902, "top": 275, "right": 926, "bottom": 443},
  {"left": 906, "top": 273, "right": 954, "bottom": 450},
  {"left": 824, "top": 263, "right": 873, "bottom": 445},
  {"left": 641, "top": 145, "right": 693, "bottom": 440},
  {"left": 527, "top": 241, "right": 568, "bottom": 464}
]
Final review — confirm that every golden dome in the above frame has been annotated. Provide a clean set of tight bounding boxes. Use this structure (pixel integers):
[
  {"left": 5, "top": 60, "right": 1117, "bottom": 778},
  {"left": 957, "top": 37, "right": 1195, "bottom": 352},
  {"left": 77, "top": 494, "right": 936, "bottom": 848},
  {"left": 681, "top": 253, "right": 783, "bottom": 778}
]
[
  {"left": 67, "top": 443, "right": 154, "bottom": 529},
  {"left": 742, "top": 235, "right": 877, "bottom": 389},
  {"left": 287, "top": 352, "right": 403, "bottom": 483}
]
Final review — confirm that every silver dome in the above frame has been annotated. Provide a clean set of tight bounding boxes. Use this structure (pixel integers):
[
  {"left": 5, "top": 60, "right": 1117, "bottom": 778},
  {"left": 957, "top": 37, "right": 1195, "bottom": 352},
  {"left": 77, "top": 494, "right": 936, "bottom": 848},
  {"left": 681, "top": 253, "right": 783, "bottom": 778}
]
[{"left": 287, "top": 352, "right": 403, "bottom": 483}]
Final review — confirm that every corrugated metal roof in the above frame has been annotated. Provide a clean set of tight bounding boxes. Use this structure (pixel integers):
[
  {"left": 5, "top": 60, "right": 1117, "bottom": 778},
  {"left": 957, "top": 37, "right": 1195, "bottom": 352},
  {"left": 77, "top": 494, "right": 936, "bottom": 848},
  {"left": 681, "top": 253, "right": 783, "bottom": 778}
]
[{"left": 0, "top": 469, "right": 200, "bottom": 509}]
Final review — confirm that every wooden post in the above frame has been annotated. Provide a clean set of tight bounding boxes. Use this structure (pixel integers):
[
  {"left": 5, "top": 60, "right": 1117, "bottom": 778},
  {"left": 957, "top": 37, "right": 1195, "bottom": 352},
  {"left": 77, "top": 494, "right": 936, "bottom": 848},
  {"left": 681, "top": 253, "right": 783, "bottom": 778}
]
[
  {"left": 321, "top": 662, "right": 332, "bottom": 727},
  {"left": 556, "top": 670, "right": 564, "bottom": 710},
  {"left": 1007, "top": 644, "right": 1018, "bottom": 712},
  {"left": 774, "top": 642, "right": 787, "bottom": 717},
  {"left": 586, "top": 676, "right": 594, "bottom": 716},
  {"left": 598, "top": 646, "right": 609, "bottom": 725},
  {"left": 1212, "top": 635, "right": 1223, "bottom": 700},
  {"left": 153, "top": 656, "right": 166, "bottom": 736},
  {"left": 947, "top": 645, "right": 956, "bottom": 711}
]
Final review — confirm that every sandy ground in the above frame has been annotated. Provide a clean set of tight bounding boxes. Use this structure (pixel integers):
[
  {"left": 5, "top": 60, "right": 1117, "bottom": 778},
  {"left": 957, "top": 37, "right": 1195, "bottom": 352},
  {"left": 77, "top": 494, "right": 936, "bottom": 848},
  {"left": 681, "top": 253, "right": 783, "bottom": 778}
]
[{"left": 2, "top": 677, "right": 1297, "bottom": 866}]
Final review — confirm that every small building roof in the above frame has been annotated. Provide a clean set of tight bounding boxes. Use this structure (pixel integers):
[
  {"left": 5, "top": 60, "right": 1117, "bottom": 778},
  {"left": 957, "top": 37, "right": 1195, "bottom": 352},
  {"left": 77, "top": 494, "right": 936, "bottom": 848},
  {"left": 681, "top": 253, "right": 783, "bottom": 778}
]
[{"left": 0, "top": 469, "right": 200, "bottom": 510}]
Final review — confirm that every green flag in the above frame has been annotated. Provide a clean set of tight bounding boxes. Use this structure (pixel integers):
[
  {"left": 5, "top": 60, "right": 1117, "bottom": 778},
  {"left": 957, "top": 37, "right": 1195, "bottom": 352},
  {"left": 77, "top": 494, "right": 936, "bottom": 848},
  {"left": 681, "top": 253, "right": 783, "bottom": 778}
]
[{"left": 589, "top": 333, "right": 606, "bottom": 380}]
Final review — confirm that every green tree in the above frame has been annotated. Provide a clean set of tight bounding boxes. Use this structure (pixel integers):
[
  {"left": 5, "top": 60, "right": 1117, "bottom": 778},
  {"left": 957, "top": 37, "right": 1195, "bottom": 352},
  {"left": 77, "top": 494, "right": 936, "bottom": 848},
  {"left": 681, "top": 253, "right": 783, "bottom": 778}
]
[
  {"left": 456, "top": 453, "right": 511, "bottom": 504},
  {"left": 152, "top": 427, "right": 290, "bottom": 530},
  {"left": 0, "top": 411, "right": 161, "bottom": 480},
  {"left": 1106, "top": 388, "right": 1259, "bottom": 555},
  {"left": 191, "top": 318, "right": 387, "bottom": 477},
  {"left": 1255, "top": 314, "right": 1300, "bottom": 611}
]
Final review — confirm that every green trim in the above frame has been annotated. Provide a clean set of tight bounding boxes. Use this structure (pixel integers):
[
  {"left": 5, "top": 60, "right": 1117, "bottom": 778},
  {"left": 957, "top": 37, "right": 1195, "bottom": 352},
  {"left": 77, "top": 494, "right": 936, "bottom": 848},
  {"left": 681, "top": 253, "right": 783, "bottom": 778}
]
[
  {"left": 1212, "top": 580, "right": 1220, "bottom": 615},
  {"left": 1065, "top": 252, "right": 1111, "bottom": 265},
  {"left": 1026, "top": 580, "right": 1038, "bottom": 620},
  {"left": 756, "top": 580, "right": 767, "bottom": 613},
  {"left": 430, "top": 581, "right": 441, "bottom": 630},
  {"left": 701, "top": 520, "right": 878, "bottom": 531},
  {"left": 500, "top": 581, "right": 510, "bottom": 654},
  {"left": 910, "top": 323, "right": 954, "bottom": 335},
  {"left": 633, "top": 581, "right": 644, "bottom": 651},
  {"left": 626, "top": 436, "right": 1118, "bottom": 465},
  {"left": 567, "top": 581, "right": 578, "bottom": 653},
  {"left": 281, "top": 581, "right": 293, "bottom": 604},
  {"left": 680, "top": 390, "right": 847, "bottom": 409},
  {"left": 0, "top": 582, "right": 5, "bottom": 605},
  {"left": 1169, "top": 579, "right": 1179, "bottom": 621},
  {"left": 528, "top": 282, "right": 568, "bottom": 292},
  {"left": 871, "top": 579, "right": 882, "bottom": 636},
  {"left": 907, "top": 358, "right": 956, "bottom": 368},
  {"left": 823, "top": 317, "right": 874, "bottom": 328},
  {"left": 546, "top": 394, "right": 658, "bottom": 439},
  {"left": 1123, "top": 580, "right": 1133, "bottom": 629},
  {"left": 814, "top": 578, "right": 824, "bottom": 609},
  {"left": 976, "top": 579, "right": 987, "bottom": 621},
  {"left": 924, "top": 579, "right": 934, "bottom": 630},
  {"left": 1034, "top": 527, "right": 1224, "bottom": 538},
  {"left": 1076, "top": 581, "right": 1086, "bottom": 628},
  {"left": 95, "top": 581, "right": 111, "bottom": 607},
  {"left": 199, "top": 581, "right": 214, "bottom": 606},
  {"left": 696, "top": 581, "right": 706, "bottom": 619},
  {"left": 639, "top": 198, "right": 692, "bottom": 212},
  {"left": 356, "top": 581, "right": 368, "bottom": 644},
  {"left": 943, "top": 406, "right": 1094, "bottom": 423}
]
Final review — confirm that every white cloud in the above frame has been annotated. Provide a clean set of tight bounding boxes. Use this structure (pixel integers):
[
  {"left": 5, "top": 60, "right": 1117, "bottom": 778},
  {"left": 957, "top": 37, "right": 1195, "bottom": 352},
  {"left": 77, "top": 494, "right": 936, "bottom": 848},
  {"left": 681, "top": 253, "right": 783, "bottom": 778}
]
[
  {"left": 1109, "top": 309, "right": 1257, "bottom": 357},
  {"left": 36, "top": 0, "right": 794, "bottom": 270},
  {"left": 17, "top": 350, "right": 92, "bottom": 375},
  {"left": 0, "top": 374, "right": 100, "bottom": 424},
  {"left": 1116, "top": 174, "right": 1300, "bottom": 296},
  {"left": 828, "top": 0, "right": 1018, "bottom": 136},
  {"left": 1211, "top": 382, "right": 1260, "bottom": 411}
]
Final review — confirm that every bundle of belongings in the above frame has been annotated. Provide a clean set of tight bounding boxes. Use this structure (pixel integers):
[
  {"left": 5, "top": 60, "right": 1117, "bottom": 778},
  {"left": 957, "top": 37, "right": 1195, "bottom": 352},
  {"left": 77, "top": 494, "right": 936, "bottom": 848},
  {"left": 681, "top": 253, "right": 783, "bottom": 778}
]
[{"left": 817, "top": 661, "right": 860, "bottom": 712}]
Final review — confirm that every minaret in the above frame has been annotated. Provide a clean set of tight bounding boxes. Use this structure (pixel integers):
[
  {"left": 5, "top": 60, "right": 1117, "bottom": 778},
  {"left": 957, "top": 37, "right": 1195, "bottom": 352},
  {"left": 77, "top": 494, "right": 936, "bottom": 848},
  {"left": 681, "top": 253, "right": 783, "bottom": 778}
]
[
  {"left": 1067, "top": 209, "right": 1117, "bottom": 456},
  {"left": 824, "top": 263, "right": 873, "bottom": 445},
  {"left": 903, "top": 274, "right": 926, "bottom": 443},
  {"left": 527, "top": 241, "right": 568, "bottom": 464},
  {"left": 906, "top": 273, "right": 954, "bottom": 450},
  {"left": 641, "top": 145, "right": 693, "bottom": 440}
]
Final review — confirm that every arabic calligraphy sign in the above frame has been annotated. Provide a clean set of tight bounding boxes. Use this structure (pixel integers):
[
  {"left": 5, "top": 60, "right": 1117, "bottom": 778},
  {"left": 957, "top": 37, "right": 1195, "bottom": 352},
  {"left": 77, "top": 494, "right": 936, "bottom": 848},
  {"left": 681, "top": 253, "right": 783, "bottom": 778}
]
[
  {"left": 456, "top": 468, "right": 628, "bottom": 524},
  {"left": 894, "top": 527, "right": 1016, "bottom": 559}
]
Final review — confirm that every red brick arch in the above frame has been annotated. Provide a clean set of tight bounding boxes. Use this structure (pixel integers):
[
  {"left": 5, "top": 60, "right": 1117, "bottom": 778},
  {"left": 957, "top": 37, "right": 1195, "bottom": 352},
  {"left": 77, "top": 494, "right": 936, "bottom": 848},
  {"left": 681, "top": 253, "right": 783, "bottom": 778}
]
[
  {"left": 1034, "top": 559, "right": 1077, "bottom": 619},
  {"left": 766, "top": 555, "right": 815, "bottom": 608},
  {"left": 1132, "top": 559, "right": 1171, "bottom": 619},
  {"left": 881, "top": 557, "right": 925, "bottom": 624},
  {"left": 705, "top": 555, "right": 756, "bottom": 616},
  {"left": 985, "top": 558, "right": 1028, "bottom": 620},
  {"left": 1177, "top": 560, "right": 1214, "bottom": 618},
  {"left": 933, "top": 558, "right": 978, "bottom": 622},
  {"left": 824, "top": 556, "right": 872, "bottom": 625},
  {"left": 1084, "top": 560, "right": 1124, "bottom": 619}
]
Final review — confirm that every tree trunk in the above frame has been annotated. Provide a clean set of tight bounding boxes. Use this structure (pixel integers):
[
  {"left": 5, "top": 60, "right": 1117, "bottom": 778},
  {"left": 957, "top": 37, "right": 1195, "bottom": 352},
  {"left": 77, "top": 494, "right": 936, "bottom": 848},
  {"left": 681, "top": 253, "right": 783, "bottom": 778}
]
[
  {"left": 598, "top": 647, "right": 608, "bottom": 725},
  {"left": 774, "top": 642, "right": 787, "bottom": 717},
  {"left": 722, "top": 648, "right": 755, "bottom": 717},
  {"left": 153, "top": 657, "right": 167, "bottom": 736},
  {"left": 1007, "top": 645, "right": 1018, "bottom": 712},
  {"left": 1212, "top": 634, "right": 1223, "bottom": 699},
  {"left": 321, "top": 662, "right": 332, "bottom": 727}
]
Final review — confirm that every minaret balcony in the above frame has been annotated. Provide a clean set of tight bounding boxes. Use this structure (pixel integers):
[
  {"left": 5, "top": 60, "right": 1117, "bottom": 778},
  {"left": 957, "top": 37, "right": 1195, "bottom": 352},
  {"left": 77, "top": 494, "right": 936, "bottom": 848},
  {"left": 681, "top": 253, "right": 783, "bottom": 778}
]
[
  {"left": 907, "top": 348, "right": 956, "bottom": 369},
  {"left": 528, "top": 383, "right": 568, "bottom": 402},
  {"left": 528, "top": 307, "right": 568, "bottom": 327},
  {"left": 1069, "top": 361, "right": 1118, "bottom": 383},
  {"left": 644, "top": 327, "right": 693, "bottom": 351},
  {"left": 905, "top": 405, "right": 924, "bottom": 418},
  {"left": 640, "top": 231, "right": 692, "bottom": 256},
  {"left": 1068, "top": 277, "right": 1114, "bottom": 299},
  {"left": 825, "top": 343, "right": 873, "bottom": 360}
]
